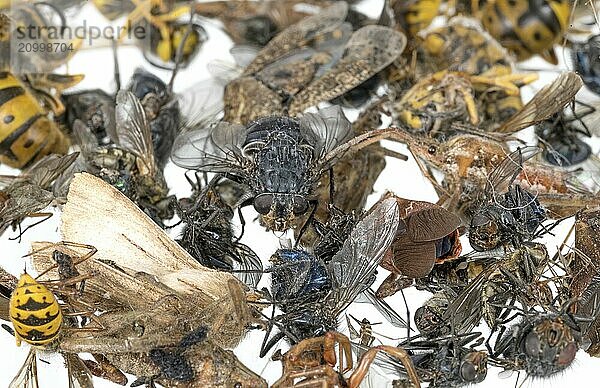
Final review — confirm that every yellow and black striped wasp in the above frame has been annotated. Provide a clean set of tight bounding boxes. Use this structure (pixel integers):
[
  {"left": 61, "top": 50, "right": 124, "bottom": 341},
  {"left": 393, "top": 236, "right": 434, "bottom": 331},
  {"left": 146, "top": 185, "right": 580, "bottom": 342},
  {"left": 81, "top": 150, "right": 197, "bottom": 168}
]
[
  {"left": 2, "top": 242, "right": 102, "bottom": 388},
  {"left": 93, "top": 0, "right": 206, "bottom": 69},
  {"left": 0, "top": 72, "right": 83, "bottom": 169}
]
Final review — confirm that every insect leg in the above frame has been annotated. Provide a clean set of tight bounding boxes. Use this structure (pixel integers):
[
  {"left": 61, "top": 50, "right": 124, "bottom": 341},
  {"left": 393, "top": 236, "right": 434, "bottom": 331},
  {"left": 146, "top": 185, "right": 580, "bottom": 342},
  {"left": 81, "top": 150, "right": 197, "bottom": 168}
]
[
  {"left": 348, "top": 345, "right": 421, "bottom": 388},
  {"left": 9, "top": 212, "right": 53, "bottom": 242},
  {"left": 294, "top": 199, "right": 318, "bottom": 248}
]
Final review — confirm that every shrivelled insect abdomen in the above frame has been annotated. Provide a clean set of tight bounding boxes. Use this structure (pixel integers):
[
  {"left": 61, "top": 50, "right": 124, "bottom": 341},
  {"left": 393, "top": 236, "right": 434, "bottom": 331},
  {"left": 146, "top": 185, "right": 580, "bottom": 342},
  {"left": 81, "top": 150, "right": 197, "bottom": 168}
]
[{"left": 9, "top": 273, "right": 62, "bottom": 346}]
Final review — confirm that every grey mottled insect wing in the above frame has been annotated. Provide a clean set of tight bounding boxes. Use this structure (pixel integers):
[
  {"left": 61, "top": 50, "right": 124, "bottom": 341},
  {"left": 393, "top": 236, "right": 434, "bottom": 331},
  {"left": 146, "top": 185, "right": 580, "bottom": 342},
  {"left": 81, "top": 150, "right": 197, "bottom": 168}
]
[
  {"left": 289, "top": 25, "right": 407, "bottom": 114},
  {"left": 242, "top": 2, "right": 348, "bottom": 75}
]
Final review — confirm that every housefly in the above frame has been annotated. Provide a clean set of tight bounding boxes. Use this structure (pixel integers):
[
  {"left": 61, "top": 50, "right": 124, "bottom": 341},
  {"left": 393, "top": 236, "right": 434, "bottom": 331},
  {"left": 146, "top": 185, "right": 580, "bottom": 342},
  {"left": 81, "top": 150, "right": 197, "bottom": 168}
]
[
  {"left": 257, "top": 198, "right": 400, "bottom": 355},
  {"left": 176, "top": 174, "right": 263, "bottom": 287},
  {"left": 468, "top": 147, "right": 547, "bottom": 252},
  {"left": 357, "top": 332, "right": 488, "bottom": 387},
  {"left": 73, "top": 91, "right": 173, "bottom": 226},
  {"left": 172, "top": 105, "right": 401, "bottom": 232},
  {"left": 490, "top": 309, "right": 579, "bottom": 378}
]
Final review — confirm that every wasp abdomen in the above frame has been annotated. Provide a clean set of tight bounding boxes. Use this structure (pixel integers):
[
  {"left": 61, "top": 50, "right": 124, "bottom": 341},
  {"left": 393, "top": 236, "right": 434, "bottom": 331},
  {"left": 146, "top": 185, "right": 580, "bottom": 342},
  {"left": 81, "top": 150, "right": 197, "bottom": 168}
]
[{"left": 9, "top": 273, "right": 62, "bottom": 346}]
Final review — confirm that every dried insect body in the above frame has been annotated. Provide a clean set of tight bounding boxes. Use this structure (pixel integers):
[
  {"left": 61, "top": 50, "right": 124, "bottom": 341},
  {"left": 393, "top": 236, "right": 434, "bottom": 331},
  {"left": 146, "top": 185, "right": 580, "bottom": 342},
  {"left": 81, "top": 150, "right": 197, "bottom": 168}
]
[
  {"left": 392, "top": 69, "right": 539, "bottom": 140},
  {"left": 392, "top": 72, "right": 583, "bottom": 221},
  {"left": 413, "top": 290, "right": 455, "bottom": 338},
  {"left": 222, "top": 2, "right": 406, "bottom": 124},
  {"left": 274, "top": 331, "right": 421, "bottom": 388},
  {"left": 573, "top": 34, "right": 600, "bottom": 95},
  {"left": 444, "top": 243, "right": 551, "bottom": 334},
  {"left": 194, "top": 0, "right": 328, "bottom": 46},
  {"left": 468, "top": 147, "right": 547, "bottom": 252},
  {"left": 417, "top": 17, "right": 514, "bottom": 78},
  {"left": 375, "top": 193, "right": 463, "bottom": 298},
  {"left": 63, "top": 88, "right": 116, "bottom": 145},
  {"left": 347, "top": 315, "right": 378, "bottom": 348},
  {"left": 258, "top": 198, "right": 400, "bottom": 355},
  {"left": 134, "top": 6, "right": 207, "bottom": 69},
  {"left": 0, "top": 71, "right": 82, "bottom": 169},
  {"left": 51, "top": 172, "right": 255, "bottom": 348},
  {"left": 4, "top": 247, "right": 102, "bottom": 388},
  {"left": 490, "top": 309, "right": 579, "bottom": 378},
  {"left": 534, "top": 104, "right": 596, "bottom": 167},
  {"left": 1, "top": 2, "right": 80, "bottom": 73},
  {"left": 380, "top": 0, "right": 441, "bottom": 38},
  {"left": 365, "top": 333, "right": 487, "bottom": 388},
  {"left": 565, "top": 208, "right": 600, "bottom": 356},
  {"left": 127, "top": 68, "right": 181, "bottom": 168},
  {"left": 569, "top": 208, "right": 600, "bottom": 302},
  {"left": 74, "top": 90, "right": 174, "bottom": 226},
  {"left": 90, "top": 0, "right": 202, "bottom": 69},
  {"left": 510, "top": 161, "right": 600, "bottom": 219},
  {"left": 176, "top": 177, "right": 262, "bottom": 287},
  {"left": 173, "top": 105, "right": 402, "bottom": 232},
  {"left": 477, "top": 0, "right": 571, "bottom": 64},
  {"left": 0, "top": 152, "right": 78, "bottom": 237}
]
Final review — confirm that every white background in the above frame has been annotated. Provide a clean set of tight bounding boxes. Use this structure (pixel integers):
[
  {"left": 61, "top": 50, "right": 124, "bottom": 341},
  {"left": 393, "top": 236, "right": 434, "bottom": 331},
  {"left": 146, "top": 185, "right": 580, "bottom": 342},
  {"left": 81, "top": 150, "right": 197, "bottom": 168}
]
[{"left": 1, "top": 1, "right": 599, "bottom": 387}]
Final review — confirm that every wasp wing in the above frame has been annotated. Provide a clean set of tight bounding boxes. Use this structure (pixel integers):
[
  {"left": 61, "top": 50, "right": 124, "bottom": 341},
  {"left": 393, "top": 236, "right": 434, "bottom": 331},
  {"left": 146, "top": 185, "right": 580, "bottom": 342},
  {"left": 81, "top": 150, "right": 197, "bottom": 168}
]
[
  {"left": 64, "top": 353, "right": 94, "bottom": 388},
  {"left": 115, "top": 90, "right": 156, "bottom": 176},
  {"left": 289, "top": 26, "right": 406, "bottom": 115},
  {"left": 299, "top": 105, "right": 353, "bottom": 158},
  {"left": 495, "top": 72, "right": 583, "bottom": 134},
  {"left": 242, "top": 2, "right": 348, "bottom": 75},
  {"left": 328, "top": 198, "right": 400, "bottom": 316},
  {"left": 9, "top": 348, "right": 38, "bottom": 388},
  {"left": 171, "top": 121, "right": 248, "bottom": 172}
]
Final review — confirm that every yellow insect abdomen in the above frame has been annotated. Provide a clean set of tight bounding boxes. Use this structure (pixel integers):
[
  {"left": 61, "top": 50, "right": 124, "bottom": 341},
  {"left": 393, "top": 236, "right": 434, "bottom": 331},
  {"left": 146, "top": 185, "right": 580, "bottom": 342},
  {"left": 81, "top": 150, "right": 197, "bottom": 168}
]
[{"left": 9, "top": 273, "right": 62, "bottom": 346}]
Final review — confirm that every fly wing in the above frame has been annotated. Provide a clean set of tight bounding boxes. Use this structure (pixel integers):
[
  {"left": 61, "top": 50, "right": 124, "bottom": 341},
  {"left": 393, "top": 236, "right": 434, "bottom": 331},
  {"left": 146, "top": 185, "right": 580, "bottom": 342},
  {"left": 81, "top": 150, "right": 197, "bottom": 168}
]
[
  {"left": 26, "top": 152, "right": 79, "bottom": 189},
  {"left": 171, "top": 121, "right": 248, "bottom": 172},
  {"left": 231, "top": 242, "right": 263, "bottom": 288},
  {"left": 177, "top": 77, "right": 225, "bottom": 129},
  {"left": 299, "top": 105, "right": 353, "bottom": 158},
  {"left": 484, "top": 146, "right": 540, "bottom": 199},
  {"left": 442, "top": 263, "right": 498, "bottom": 334},
  {"left": 358, "top": 288, "right": 408, "bottom": 328},
  {"left": 242, "top": 2, "right": 348, "bottom": 75},
  {"left": 328, "top": 198, "right": 400, "bottom": 315},
  {"left": 289, "top": 26, "right": 407, "bottom": 115},
  {"left": 495, "top": 72, "right": 583, "bottom": 134},
  {"left": 115, "top": 90, "right": 156, "bottom": 176},
  {"left": 9, "top": 348, "right": 38, "bottom": 388}
]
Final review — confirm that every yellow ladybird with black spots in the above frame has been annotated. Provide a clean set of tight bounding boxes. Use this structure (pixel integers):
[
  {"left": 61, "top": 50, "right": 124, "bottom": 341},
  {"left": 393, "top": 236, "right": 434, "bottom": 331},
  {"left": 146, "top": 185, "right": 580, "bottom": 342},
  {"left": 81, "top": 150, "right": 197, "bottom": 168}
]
[{"left": 9, "top": 273, "right": 62, "bottom": 346}]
